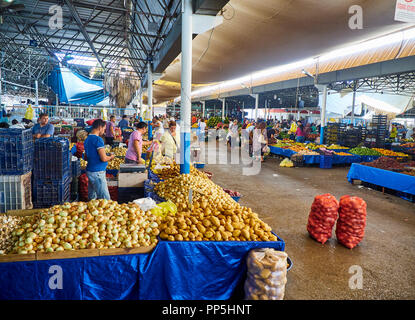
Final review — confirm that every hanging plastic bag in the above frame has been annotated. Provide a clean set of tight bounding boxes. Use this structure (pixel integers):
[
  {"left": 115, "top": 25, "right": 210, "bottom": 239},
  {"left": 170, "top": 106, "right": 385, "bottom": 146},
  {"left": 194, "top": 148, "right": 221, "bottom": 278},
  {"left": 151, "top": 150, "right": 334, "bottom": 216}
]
[{"left": 24, "top": 104, "right": 34, "bottom": 120}]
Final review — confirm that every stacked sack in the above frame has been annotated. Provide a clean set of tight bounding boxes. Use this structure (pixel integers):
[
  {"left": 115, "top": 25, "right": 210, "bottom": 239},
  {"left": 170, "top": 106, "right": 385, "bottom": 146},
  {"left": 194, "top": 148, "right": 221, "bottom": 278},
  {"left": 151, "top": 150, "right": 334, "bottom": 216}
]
[
  {"left": 336, "top": 195, "right": 367, "bottom": 249},
  {"left": 244, "top": 248, "right": 288, "bottom": 300},
  {"left": 307, "top": 194, "right": 339, "bottom": 244}
]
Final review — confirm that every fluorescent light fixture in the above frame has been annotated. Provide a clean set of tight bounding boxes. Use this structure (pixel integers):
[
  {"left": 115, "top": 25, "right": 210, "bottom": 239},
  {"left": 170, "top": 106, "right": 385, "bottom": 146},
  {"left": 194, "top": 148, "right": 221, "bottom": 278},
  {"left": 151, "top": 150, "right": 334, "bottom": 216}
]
[
  {"left": 174, "top": 26, "right": 415, "bottom": 102},
  {"left": 55, "top": 53, "right": 98, "bottom": 67}
]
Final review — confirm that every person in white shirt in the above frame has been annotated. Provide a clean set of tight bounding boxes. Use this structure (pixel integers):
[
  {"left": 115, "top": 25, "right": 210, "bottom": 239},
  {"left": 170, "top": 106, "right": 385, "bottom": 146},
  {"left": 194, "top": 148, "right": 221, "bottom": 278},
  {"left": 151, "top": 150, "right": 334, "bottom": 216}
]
[
  {"left": 160, "top": 121, "right": 180, "bottom": 160},
  {"left": 10, "top": 119, "right": 26, "bottom": 129},
  {"left": 406, "top": 126, "right": 414, "bottom": 140},
  {"left": 152, "top": 116, "right": 164, "bottom": 140},
  {"left": 198, "top": 118, "right": 206, "bottom": 141}
]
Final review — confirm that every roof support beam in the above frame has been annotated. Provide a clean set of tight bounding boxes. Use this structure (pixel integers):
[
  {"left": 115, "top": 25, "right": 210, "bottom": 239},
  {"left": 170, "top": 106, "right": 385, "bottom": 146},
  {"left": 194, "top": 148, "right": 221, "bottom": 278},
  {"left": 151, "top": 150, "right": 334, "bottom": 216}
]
[{"left": 64, "top": 0, "right": 106, "bottom": 71}]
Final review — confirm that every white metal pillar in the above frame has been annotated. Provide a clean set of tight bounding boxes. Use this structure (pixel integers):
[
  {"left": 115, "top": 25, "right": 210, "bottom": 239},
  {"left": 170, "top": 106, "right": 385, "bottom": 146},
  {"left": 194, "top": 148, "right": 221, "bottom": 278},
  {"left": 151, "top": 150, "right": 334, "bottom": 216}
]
[
  {"left": 254, "top": 93, "right": 259, "bottom": 121},
  {"left": 139, "top": 85, "right": 143, "bottom": 120},
  {"left": 202, "top": 101, "right": 205, "bottom": 118},
  {"left": 221, "top": 98, "right": 225, "bottom": 120},
  {"left": 180, "top": 0, "right": 192, "bottom": 174},
  {"left": 320, "top": 85, "right": 328, "bottom": 144},
  {"left": 35, "top": 80, "right": 39, "bottom": 108},
  {"left": 351, "top": 80, "right": 357, "bottom": 126},
  {"left": 147, "top": 64, "right": 153, "bottom": 120}
]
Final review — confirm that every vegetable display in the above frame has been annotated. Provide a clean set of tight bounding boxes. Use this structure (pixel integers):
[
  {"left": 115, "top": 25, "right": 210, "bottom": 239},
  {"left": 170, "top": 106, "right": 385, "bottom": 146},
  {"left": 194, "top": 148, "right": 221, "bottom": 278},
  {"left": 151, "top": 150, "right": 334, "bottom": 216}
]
[
  {"left": 244, "top": 249, "right": 288, "bottom": 300},
  {"left": 349, "top": 147, "right": 382, "bottom": 156},
  {"left": 335, "top": 196, "right": 367, "bottom": 249},
  {"left": 0, "top": 216, "right": 23, "bottom": 255},
  {"left": 153, "top": 163, "right": 208, "bottom": 180},
  {"left": 7, "top": 200, "right": 161, "bottom": 254},
  {"left": 154, "top": 174, "right": 278, "bottom": 242},
  {"left": 307, "top": 194, "right": 339, "bottom": 244},
  {"left": 372, "top": 148, "right": 408, "bottom": 157}
]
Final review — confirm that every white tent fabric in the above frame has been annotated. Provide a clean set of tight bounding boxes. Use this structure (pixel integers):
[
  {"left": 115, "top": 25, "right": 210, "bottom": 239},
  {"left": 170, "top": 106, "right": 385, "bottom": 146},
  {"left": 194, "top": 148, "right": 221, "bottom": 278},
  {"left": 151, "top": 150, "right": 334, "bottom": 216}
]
[{"left": 320, "top": 91, "right": 412, "bottom": 117}]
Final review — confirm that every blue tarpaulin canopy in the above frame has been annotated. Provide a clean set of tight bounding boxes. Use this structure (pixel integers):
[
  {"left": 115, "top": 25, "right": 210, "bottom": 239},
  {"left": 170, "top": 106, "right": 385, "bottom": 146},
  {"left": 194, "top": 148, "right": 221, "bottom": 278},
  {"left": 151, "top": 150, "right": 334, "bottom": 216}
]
[{"left": 47, "top": 66, "right": 109, "bottom": 105}]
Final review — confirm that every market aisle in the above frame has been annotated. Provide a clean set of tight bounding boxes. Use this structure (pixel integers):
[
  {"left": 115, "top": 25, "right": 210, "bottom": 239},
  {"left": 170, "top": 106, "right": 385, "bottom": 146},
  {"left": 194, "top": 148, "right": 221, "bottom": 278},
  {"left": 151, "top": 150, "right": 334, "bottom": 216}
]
[{"left": 204, "top": 146, "right": 415, "bottom": 300}]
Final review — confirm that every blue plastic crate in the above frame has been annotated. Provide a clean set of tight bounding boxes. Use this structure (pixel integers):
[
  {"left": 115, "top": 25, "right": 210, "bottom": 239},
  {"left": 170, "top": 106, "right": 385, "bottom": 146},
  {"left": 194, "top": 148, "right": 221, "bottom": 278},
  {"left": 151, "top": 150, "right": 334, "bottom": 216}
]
[
  {"left": 194, "top": 163, "right": 205, "bottom": 169},
  {"left": 32, "top": 176, "right": 71, "bottom": 208},
  {"left": 33, "top": 137, "right": 70, "bottom": 180},
  {"left": 0, "top": 128, "right": 33, "bottom": 175},
  {"left": 71, "top": 159, "right": 81, "bottom": 177},
  {"left": 148, "top": 169, "right": 163, "bottom": 182},
  {"left": 319, "top": 155, "right": 333, "bottom": 169}
]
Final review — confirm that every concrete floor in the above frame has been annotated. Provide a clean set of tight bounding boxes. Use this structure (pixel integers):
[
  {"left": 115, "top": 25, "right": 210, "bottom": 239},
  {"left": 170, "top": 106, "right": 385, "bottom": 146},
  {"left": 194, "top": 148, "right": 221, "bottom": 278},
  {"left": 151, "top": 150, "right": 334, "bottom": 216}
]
[{"left": 204, "top": 151, "right": 415, "bottom": 300}]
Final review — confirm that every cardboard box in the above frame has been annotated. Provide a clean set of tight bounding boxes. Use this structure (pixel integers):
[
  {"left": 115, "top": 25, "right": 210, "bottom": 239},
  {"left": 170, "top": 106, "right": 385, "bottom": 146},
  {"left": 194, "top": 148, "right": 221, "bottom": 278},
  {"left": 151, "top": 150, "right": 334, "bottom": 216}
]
[{"left": 118, "top": 171, "right": 147, "bottom": 188}]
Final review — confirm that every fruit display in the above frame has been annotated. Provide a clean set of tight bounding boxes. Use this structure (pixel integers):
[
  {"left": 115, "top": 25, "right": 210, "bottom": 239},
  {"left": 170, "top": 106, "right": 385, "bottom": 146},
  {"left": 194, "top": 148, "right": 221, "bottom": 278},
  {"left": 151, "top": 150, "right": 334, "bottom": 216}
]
[
  {"left": 361, "top": 157, "right": 406, "bottom": 170},
  {"left": 154, "top": 174, "right": 278, "bottom": 242},
  {"left": 305, "top": 143, "right": 320, "bottom": 150},
  {"left": 401, "top": 142, "right": 415, "bottom": 148},
  {"left": 0, "top": 215, "right": 23, "bottom": 255},
  {"left": 317, "top": 148, "right": 335, "bottom": 156},
  {"left": 372, "top": 148, "right": 409, "bottom": 157},
  {"left": 327, "top": 145, "right": 349, "bottom": 150},
  {"left": 244, "top": 249, "right": 288, "bottom": 300},
  {"left": 336, "top": 196, "right": 367, "bottom": 249},
  {"left": 207, "top": 117, "right": 222, "bottom": 128},
  {"left": 307, "top": 194, "right": 339, "bottom": 244},
  {"left": 7, "top": 200, "right": 161, "bottom": 254},
  {"left": 349, "top": 147, "right": 382, "bottom": 156},
  {"left": 334, "top": 152, "right": 352, "bottom": 156}
]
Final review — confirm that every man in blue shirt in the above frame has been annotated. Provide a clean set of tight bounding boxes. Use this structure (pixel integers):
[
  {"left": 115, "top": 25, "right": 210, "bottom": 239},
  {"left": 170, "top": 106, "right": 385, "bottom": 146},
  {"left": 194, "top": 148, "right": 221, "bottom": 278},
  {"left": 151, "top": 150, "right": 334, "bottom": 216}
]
[
  {"left": 118, "top": 115, "right": 129, "bottom": 130},
  {"left": 84, "top": 119, "right": 115, "bottom": 200},
  {"left": 32, "top": 113, "right": 54, "bottom": 139}
]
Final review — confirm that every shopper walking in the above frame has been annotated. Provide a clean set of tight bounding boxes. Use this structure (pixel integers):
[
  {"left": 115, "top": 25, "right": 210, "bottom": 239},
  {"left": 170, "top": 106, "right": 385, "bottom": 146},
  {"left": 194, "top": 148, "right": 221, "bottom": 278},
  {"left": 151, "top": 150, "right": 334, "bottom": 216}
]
[
  {"left": 84, "top": 119, "right": 115, "bottom": 200},
  {"left": 32, "top": 113, "right": 54, "bottom": 139},
  {"left": 118, "top": 115, "right": 129, "bottom": 130},
  {"left": 295, "top": 121, "right": 306, "bottom": 143},
  {"left": 125, "top": 122, "right": 152, "bottom": 164},
  {"left": 160, "top": 121, "right": 180, "bottom": 160},
  {"left": 105, "top": 115, "right": 116, "bottom": 146}
]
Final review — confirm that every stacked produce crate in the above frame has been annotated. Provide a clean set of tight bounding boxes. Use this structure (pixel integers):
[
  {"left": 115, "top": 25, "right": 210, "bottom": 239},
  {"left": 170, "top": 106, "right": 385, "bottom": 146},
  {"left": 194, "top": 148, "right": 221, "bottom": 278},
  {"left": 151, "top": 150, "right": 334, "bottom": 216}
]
[
  {"left": 341, "top": 128, "right": 364, "bottom": 148},
  {"left": 71, "top": 157, "right": 81, "bottom": 201},
  {"left": 0, "top": 128, "right": 33, "bottom": 213},
  {"left": 32, "top": 137, "right": 71, "bottom": 208},
  {"left": 325, "top": 123, "right": 345, "bottom": 145},
  {"left": 372, "top": 115, "right": 387, "bottom": 148}
]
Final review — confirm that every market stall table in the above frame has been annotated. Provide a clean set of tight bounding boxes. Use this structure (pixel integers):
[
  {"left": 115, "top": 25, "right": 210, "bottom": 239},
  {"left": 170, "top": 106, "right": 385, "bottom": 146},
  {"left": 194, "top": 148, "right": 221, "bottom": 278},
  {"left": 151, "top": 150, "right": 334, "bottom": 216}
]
[
  {"left": 347, "top": 163, "right": 415, "bottom": 196},
  {"left": 0, "top": 237, "right": 284, "bottom": 300}
]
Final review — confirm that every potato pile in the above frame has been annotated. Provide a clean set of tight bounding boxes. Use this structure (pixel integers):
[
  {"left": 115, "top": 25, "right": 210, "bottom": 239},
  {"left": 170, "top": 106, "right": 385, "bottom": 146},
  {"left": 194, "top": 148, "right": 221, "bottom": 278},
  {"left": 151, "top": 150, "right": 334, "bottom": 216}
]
[
  {"left": 0, "top": 215, "right": 23, "bottom": 255},
  {"left": 7, "top": 200, "right": 161, "bottom": 255},
  {"left": 154, "top": 163, "right": 208, "bottom": 180},
  {"left": 155, "top": 174, "right": 278, "bottom": 242}
]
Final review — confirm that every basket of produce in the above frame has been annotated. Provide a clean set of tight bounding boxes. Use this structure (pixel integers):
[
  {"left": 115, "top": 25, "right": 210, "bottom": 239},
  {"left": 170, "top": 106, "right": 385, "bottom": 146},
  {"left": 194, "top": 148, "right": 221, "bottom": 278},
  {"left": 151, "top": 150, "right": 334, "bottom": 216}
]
[
  {"left": 223, "top": 189, "right": 242, "bottom": 202},
  {"left": 291, "top": 154, "right": 304, "bottom": 167}
]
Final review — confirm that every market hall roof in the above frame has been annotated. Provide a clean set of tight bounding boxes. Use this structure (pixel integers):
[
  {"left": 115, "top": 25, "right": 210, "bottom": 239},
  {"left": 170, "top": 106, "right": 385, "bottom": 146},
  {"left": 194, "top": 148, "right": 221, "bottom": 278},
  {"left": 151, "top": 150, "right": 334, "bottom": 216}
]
[{"left": 151, "top": 0, "right": 415, "bottom": 103}]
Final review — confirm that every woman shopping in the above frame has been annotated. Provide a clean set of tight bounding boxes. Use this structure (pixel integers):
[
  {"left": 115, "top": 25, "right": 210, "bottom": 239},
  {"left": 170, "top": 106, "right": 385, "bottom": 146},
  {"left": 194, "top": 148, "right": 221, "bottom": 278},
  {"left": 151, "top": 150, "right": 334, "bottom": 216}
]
[
  {"left": 125, "top": 122, "right": 152, "bottom": 164},
  {"left": 295, "top": 121, "right": 306, "bottom": 143},
  {"left": 160, "top": 121, "right": 180, "bottom": 160}
]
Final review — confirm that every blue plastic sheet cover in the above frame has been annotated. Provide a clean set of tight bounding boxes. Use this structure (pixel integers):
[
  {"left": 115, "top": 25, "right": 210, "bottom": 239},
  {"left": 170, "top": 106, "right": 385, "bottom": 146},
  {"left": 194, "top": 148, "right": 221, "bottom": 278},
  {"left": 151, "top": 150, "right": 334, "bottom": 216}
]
[
  {"left": 269, "top": 146, "right": 296, "bottom": 157},
  {"left": 138, "top": 238, "right": 285, "bottom": 300},
  {"left": 0, "top": 237, "right": 285, "bottom": 300},
  {"left": 47, "top": 66, "right": 108, "bottom": 105},
  {"left": 347, "top": 163, "right": 415, "bottom": 195}
]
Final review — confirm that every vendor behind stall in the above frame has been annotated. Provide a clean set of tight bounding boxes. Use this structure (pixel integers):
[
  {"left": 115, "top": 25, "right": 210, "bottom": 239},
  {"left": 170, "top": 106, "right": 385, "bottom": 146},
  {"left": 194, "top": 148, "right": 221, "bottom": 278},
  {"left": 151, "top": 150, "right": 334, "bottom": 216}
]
[
  {"left": 84, "top": 119, "right": 115, "bottom": 200},
  {"left": 125, "top": 121, "right": 152, "bottom": 164},
  {"left": 32, "top": 113, "right": 54, "bottom": 139}
]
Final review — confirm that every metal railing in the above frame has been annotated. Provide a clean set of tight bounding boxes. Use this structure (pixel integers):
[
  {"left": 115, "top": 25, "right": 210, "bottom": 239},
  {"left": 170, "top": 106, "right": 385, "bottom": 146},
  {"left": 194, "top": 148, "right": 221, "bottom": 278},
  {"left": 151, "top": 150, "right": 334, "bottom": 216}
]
[{"left": 9, "top": 105, "right": 138, "bottom": 121}]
